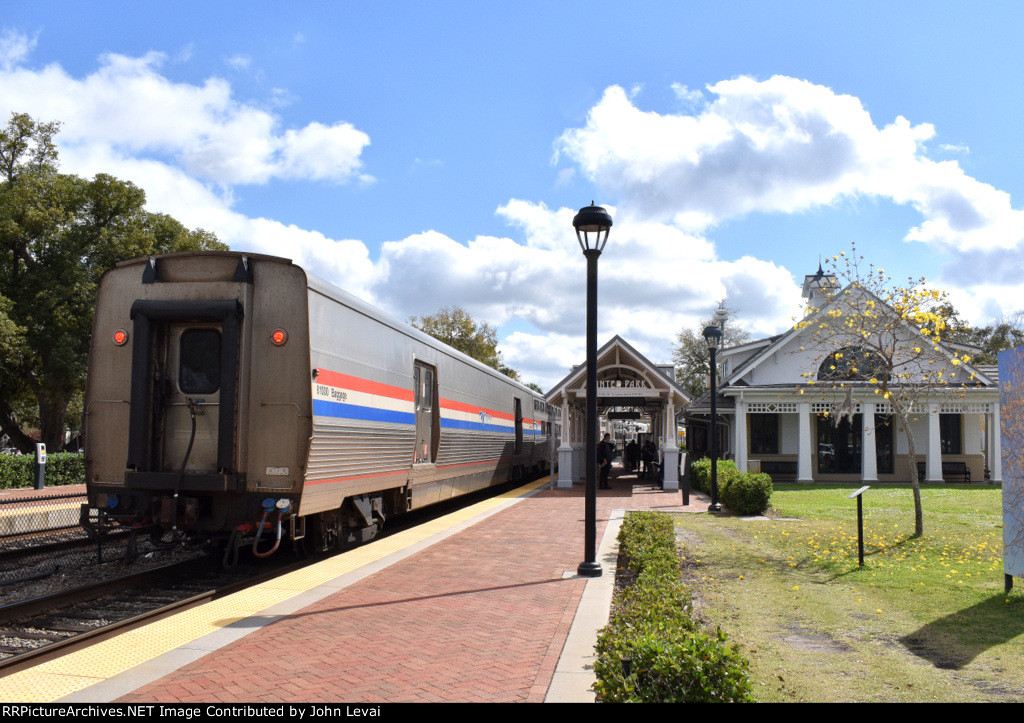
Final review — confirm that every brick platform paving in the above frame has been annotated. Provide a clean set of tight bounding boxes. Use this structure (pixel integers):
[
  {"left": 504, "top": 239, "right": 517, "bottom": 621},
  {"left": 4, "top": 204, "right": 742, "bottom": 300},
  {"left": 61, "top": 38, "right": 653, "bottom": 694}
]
[{"left": 119, "top": 469, "right": 706, "bottom": 703}]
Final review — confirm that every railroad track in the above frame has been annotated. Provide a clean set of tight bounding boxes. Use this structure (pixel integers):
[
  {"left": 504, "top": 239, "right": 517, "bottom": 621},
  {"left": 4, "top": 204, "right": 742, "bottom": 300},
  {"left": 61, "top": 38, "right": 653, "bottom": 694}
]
[{"left": 0, "top": 554, "right": 306, "bottom": 676}]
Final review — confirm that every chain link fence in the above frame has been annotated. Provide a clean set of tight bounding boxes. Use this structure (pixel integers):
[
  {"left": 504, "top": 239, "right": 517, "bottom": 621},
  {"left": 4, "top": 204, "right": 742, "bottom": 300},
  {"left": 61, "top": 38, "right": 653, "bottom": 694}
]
[{"left": 0, "top": 491, "right": 142, "bottom": 592}]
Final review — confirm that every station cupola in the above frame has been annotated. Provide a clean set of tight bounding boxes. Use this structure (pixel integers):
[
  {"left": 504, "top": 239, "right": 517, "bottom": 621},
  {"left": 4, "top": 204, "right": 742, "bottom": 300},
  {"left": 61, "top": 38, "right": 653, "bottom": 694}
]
[{"left": 801, "top": 261, "right": 839, "bottom": 308}]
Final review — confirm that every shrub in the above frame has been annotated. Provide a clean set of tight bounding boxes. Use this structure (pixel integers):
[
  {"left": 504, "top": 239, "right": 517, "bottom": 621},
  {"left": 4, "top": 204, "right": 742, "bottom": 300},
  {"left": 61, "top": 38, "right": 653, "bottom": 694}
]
[
  {"left": 720, "top": 472, "right": 773, "bottom": 516},
  {"left": 593, "top": 511, "right": 753, "bottom": 703},
  {"left": 0, "top": 452, "right": 85, "bottom": 489},
  {"left": 689, "top": 457, "right": 739, "bottom": 494},
  {"left": 689, "top": 458, "right": 773, "bottom": 515}
]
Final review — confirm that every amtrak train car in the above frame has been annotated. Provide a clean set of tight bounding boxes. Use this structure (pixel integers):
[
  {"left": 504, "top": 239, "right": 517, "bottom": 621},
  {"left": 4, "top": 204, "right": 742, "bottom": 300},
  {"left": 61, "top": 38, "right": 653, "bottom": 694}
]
[{"left": 83, "top": 251, "right": 555, "bottom": 559}]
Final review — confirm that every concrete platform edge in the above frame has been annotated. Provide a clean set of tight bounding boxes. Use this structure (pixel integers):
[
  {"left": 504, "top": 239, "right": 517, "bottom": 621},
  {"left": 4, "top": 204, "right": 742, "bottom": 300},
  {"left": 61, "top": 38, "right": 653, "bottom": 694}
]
[
  {"left": 544, "top": 509, "right": 623, "bottom": 703},
  {"left": 57, "top": 481, "right": 550, "bottom": 703}
]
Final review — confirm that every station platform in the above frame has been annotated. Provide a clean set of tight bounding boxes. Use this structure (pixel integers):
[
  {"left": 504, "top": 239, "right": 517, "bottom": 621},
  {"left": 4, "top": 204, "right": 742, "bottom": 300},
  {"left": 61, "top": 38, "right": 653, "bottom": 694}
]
[{"left": 0, "top": 469, "right": 708, "bottom": 704}]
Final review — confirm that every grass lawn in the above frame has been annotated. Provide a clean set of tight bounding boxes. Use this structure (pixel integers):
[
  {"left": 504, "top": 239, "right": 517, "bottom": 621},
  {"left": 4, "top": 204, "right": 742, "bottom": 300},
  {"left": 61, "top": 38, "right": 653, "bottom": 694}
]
[{"left": 672, "top": 484, "right": 1024, "bottom": 702}]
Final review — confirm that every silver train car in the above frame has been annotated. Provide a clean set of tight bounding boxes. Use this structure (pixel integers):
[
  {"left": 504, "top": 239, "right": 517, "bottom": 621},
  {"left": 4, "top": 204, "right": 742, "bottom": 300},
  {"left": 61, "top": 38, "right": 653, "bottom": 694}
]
[{"left": 84, "top": 251, "right": 556, "bottom": 559}]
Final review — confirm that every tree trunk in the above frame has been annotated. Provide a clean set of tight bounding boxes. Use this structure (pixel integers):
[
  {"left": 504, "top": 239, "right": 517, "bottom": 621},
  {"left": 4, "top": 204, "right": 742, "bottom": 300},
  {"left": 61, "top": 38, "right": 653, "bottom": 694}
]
[
  {"left": 37, "top": 392, "right": 68, "bottom": 453},
  {"left": 901, "top": 412, "right": 924, "bottom": 537},
  {"left": 0, "top": 398, "right": 34, "bottom": 452}
]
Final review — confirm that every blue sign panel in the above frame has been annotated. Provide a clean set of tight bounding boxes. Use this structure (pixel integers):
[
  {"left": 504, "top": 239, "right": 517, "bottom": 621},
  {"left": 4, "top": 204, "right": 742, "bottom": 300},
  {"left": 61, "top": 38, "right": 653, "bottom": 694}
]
[{"left": 999, "top": 346, "right": 1024, "bottom": 581}]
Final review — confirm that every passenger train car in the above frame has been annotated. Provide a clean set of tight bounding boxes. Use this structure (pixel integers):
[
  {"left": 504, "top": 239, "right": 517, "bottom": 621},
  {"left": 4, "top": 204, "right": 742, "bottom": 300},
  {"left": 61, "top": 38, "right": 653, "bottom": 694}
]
[{"left": 83, "top": 251, "right": 556, "bottom": 559}]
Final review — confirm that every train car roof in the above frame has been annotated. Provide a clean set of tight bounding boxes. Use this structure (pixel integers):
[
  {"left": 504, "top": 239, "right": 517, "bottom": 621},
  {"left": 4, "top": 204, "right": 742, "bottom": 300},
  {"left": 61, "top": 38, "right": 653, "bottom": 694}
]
[
  {"left": 118, "top": 251, "right": 546, "bottom": 400},
  {"left": 304, "top": 269, "right": 545, "bottom": 398}
]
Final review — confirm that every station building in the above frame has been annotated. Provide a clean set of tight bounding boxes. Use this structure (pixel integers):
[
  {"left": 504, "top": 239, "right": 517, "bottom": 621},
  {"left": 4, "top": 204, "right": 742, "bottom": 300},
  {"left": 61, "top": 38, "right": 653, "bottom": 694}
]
[{"left": 685, "top": 267, "right": 1003, "bottom": 485}]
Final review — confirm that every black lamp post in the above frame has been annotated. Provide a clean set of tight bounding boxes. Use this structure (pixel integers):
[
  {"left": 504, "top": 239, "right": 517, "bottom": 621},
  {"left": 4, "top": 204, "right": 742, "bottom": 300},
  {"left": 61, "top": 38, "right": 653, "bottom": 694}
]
[
  {"left": 703, "top": 324, "right": 723, "bottom": 512},
  {"left": 574, "top": 202, "right": 612, "bottom": 578}
]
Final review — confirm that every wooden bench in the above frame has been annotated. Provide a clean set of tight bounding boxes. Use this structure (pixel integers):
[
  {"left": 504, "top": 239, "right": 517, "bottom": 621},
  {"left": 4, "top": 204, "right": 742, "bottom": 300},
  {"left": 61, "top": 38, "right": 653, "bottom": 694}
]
[
  {"left": 916, "top": 461, "right": 971, "bottom": 483},
  {"left": 759, "top": 460, "right": 797, "bottom": 479}
]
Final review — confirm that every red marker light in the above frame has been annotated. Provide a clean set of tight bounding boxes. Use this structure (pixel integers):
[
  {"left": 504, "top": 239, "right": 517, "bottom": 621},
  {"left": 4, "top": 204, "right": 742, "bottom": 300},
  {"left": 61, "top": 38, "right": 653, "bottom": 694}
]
[
  {"left": 113, "top": 329, "right": 128, "bottom": 346},
  {"left": 271, "top": 329, "right": 288, "bottom": 346}
]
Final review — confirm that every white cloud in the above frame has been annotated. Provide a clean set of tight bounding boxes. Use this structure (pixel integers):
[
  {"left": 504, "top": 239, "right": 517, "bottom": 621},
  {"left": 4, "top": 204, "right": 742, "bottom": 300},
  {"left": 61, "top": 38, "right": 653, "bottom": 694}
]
[
  {"left": 557, "top": 76, "right": 1024, "bottom": 331},
  {"left": 367, "top": 200, "right": 805, "bottom": 388},
  {"left": 0, "top": 28, "right": 37, "bottom": 70},
  {"left": 557, "top": 76, "right": 1024, "bottom": 256},
  {"left": 670, "top": 82, "right": 704, "bottom": 108},
  {"left": 0, "top": 43, "right": 372, "bottom": 186},
  {"left": 225, "top": 54, "right": 252, "bottom": 71}
]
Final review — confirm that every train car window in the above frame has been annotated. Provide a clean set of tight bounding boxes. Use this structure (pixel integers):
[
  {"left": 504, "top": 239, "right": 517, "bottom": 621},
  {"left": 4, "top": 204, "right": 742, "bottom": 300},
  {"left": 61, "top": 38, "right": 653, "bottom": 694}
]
[
  {"left": 422, "top": 368, "right": 434, "bottom": 412},
  {"left": 179, "top": 328, "right": 221, "bottom": 394}
]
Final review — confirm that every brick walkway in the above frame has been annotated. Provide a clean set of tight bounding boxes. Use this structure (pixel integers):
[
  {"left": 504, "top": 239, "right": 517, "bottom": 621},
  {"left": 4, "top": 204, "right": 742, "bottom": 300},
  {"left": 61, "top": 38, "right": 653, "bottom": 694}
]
[{"left": 119, "top": 470, "right": 706, "bottom": 703}]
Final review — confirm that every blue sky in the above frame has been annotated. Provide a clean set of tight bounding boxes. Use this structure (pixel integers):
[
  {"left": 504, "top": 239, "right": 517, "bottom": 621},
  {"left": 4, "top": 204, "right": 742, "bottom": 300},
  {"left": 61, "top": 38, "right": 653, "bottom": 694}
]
[{"left": 3, "top": 2, "right": 1024, "bottom": 388}]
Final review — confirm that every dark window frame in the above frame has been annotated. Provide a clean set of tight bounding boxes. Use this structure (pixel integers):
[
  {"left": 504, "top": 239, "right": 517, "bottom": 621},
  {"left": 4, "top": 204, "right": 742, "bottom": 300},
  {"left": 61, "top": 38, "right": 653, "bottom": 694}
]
[
  {"left": 940, "top": 414, "right": 962, "bottom": 455},
  {"left": 178, "top": 327, "right": 222, "bottom": 395},
  {"left": 749, "top": 413, "right": 779, "bottom": 455}
]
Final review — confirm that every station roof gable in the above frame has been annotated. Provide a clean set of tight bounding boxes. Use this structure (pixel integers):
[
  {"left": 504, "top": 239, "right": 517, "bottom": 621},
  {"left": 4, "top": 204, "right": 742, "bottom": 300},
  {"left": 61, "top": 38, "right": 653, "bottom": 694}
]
[{"left": 545, "top": 335, "right": 691, "bottom": 408}]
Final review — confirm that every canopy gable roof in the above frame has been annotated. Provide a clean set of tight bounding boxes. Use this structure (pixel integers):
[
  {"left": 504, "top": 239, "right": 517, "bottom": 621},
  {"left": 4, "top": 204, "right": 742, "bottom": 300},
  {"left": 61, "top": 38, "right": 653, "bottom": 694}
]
[{"left": 545, "top": 335, "right": 691, "bottom": 408}]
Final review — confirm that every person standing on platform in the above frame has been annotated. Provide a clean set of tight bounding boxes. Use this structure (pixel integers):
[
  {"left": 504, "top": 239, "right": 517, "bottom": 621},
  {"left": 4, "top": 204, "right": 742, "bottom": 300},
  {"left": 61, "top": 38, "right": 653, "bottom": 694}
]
[{"left": 597, "top": 432, "right": 615, "bottom": 489}]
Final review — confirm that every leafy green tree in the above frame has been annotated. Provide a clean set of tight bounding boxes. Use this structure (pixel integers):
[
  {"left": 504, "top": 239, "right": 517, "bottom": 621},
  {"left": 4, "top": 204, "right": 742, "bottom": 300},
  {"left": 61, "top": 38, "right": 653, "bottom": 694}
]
[
  {"left": 0, "top": 113, "right": 226, "bottom": 452},
  {"left": 937, "top": 303, "right": 1024, "bottom": 364},
  {"left": 671, "top": 305, "right": 749, "bottom": 398},
  {"left": 411, "top": 305, "right": 520, "bottom": 380}
]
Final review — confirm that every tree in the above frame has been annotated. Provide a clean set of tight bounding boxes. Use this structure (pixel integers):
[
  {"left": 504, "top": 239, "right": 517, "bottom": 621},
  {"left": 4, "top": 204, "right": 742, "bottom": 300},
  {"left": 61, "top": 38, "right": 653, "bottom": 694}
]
[
  {"left": 411, "top": 305, "right": 520, "bottom": 381},
  {"left": 672, "top": 304, "right": 750, "bottom": 397},
  {"left": 938, "top": 303, "right": 1024, "bottom": 364},
  {"left": 0, "top": 113, "right": 226, "bottom": 452},
  {"left": 795, "top": 246, "right": 975, "bottom": 537}
]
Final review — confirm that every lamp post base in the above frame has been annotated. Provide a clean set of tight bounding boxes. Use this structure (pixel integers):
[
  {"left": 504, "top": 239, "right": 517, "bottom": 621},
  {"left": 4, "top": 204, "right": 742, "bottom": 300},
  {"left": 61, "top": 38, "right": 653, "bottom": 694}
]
[{"left": 577, "top": 561, "right": 603, "bottom": 577}]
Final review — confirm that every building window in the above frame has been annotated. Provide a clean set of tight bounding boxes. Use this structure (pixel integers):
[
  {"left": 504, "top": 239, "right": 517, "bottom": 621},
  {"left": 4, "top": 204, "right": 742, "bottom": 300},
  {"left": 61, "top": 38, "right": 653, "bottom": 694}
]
[
  {"left": 817, "top": 346, "right": 889, "bottom": 382},
  {"left": 816, "top": 413, "right": 862, "bottom": 474},
  {"left": 874, "top": 414, "right": 894, "bottom": 474},
  {"left": 940, "top": 414, "right": 962, "bottom": 454},
  {"left": 749, "top": 413, "right": 779, "bottom": 454},
  {"left": 178, "top": 328, "right": 221, "bottom": 394}
]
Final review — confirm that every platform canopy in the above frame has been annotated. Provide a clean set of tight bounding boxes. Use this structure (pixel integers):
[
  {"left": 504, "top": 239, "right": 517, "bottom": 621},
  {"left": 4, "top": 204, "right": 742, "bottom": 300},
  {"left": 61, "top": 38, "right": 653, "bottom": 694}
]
[{"left": 545, "top": 336, "right": 691, "bottom": 489}]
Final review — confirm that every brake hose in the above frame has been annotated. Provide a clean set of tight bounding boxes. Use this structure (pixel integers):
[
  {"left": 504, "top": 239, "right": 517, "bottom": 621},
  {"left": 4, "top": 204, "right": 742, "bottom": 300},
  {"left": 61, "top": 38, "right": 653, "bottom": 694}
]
[{"left": 172, "top": 397, "right": 199, "bottom": 536}]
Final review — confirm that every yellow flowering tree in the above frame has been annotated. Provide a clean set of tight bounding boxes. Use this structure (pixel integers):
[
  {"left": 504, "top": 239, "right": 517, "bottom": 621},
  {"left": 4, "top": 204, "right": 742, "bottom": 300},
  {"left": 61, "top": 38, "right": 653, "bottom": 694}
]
[{"left": 794, "top": 245, "right": 977, "bottom": 537}]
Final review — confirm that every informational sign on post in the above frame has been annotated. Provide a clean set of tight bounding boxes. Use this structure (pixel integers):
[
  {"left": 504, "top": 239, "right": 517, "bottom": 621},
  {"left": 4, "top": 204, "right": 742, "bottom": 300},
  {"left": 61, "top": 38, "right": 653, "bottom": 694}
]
[
  {"left": 998, "top": 346, "right": 1024, "bottom": 591},
  {"left": 34, "top": 442, "right": 46, "bottom": 490}
]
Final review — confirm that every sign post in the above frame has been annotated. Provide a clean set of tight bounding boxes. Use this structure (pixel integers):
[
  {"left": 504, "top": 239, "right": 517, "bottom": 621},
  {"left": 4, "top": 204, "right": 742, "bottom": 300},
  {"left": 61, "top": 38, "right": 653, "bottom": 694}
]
[
  {"left": 848, "top": 485, "right": 870, "bottom": 568},
  {"left": 34, "top": 443, "right": 46, "bottom": 490}
]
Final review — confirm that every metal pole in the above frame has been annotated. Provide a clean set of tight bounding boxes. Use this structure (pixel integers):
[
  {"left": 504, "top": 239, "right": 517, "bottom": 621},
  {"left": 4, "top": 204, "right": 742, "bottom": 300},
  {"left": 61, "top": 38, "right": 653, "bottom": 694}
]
[
  {"left": 709, "top": 346, "right": 721, "bottom": 512},
  {"left": 857, "top": 493, "right": 864, "bottom": 568},
  {"left": 578, "top": 248, "right": 603, "bottom": 577}
]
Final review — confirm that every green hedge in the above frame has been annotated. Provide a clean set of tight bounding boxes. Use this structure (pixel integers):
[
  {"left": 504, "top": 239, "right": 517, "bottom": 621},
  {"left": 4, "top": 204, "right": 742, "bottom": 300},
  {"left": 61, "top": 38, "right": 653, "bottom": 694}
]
[
  {"left": 593, "top": 511, "right": 753, "bottom": 703},
  {"left": 721, "top": 472, "right": 773, "bottom": 515},
  {"left": 0, "top": 452, "right": 85, "bottom": 489},
  {"left": 690, "top": 457, "right": 773, "bottom": 515}
]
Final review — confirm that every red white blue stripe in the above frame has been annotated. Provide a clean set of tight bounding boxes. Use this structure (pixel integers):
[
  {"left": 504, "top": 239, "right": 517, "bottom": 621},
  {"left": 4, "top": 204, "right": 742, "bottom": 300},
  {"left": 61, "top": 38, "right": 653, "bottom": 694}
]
[{"left": 311, "top": 368, "right": 541, "bottom": 435}]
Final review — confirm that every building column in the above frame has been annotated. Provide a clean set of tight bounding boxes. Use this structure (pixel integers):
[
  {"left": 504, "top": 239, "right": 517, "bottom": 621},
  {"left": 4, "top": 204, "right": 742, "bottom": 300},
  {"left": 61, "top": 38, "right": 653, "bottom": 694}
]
[
  {"left": 991, "top": 402, "right": 1002, "bottom": 483},
  {"left": 862, "top": 401, "right": 878, "bottom": 481},
  {"left": 557, "top": 402, "right": 574, "bottom": 489},
  {"left": 662, "top": 400, "right": 679, "bottom": 490},
  {"left": 798, "top": 402, "right": 813, "bottom": 483},
  {"left": 926, "top": 403, "right": 942, "bottom": 482},
  {"left": 572, "top": 407, "right": 583, "bottom": 481},
  {"left": 735, "top": 399, "right": 748, "bottom": 473}
]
